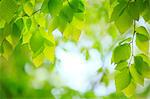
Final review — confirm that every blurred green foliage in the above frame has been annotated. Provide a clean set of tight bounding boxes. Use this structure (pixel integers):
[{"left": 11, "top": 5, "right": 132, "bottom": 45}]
[{"left": 0, "top": 0, "right": 150, "bottom": 98}]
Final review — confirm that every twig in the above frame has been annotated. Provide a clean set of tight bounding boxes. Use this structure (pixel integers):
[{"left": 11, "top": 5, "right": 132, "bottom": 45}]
[
  {"left": 128, "top": 20, "right": 136, "bottom": 67},
  {"left": 31, "top": 9, "right": 41, "bottom": 16}
]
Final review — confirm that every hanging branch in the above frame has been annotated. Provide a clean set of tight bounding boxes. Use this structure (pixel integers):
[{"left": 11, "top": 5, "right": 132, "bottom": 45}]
[{"left": 128, "top": 20, "right": 136, "bottom": 67}]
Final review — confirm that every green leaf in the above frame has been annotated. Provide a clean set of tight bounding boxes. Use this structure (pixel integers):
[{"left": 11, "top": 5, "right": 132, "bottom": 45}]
[
  {"left": 63, "top": 24, "right": 81, "bottom": 42},
  {"left": 123, "top": 80, "right": 136, "bottom": 97},
  {"left": 127, "top": 0, "right": 142, "bottom": 20},
  {"left": 12, "top": 18, "right": 24, "bottom": 37},
  {"left": 140, "top": 62, "right": 150, "bottom": 79},
  {"left": 138, "top": 54, "right": 150, "bottom": 65},
  {"left": 101, "top": 73, "right": 109, "bottom": 86},
  {"left": 115, "top": 61, "right": 128, "bottom": 71},
  {"left": 115, "top": 10, "right": 133, "bottom": 33},
  {"left": 23, "top": 1, "right": 33, "bottom": 16},
  {"left": 98, "top": 67, "right": 103, "bottom": 73},
  {"left": 134, "top": 56, "right": 143, "bottom": 75},
  {"left": 59, "top": 4, "right": 74, "bottom": 23},
  {"left": 142, "top": 4, "right": 150, "bottom": 22},
  {"left": 110, "top": 2, "right": 127, "bottom": 21},
  {"left": 112, "top": 43, "right": 131, "bottom": 63},
  {"left": 134, "top": 55, "right": 150, "bottom": 79},
  {"left": 2, "top": 39, "right": 13, "bottom": 59},
  {"left": 129, "top": 64, "right": 144, "bottom": 85},
  {"left": 41, "top": 0, "right": 49, "bottom": 13},
  {"left": 25, "top": 18, "right": 32, "bottom": 31},
  {"left": 30, "top": 31, "right": 44, "bottom": 53},
  {"left": 0, "top": 0, "right": 17, "bottom": 22},
  {"left": 48, "top": 0, "right": 63, "bottom": 16},
  {"left": 135, "top": 26, "right": 149, "bottom": 54},
  {"left": 0, "top": 18, "right": 5, "bottom": 28},
  {"left": 32, "top": 53, "right": 45, "bottom": 67},
  {"left": 43, "top": 45, "right": 55, "bottom": 63},
  {"left": 135, "top": 26, "right": 150, "bottom": 39},
  {"left": 107, "top": 24, "right": 118, "bottom": 39},
  {"left": 0, "top": 23, "right": 12, "bottom": 44},
  {"left": 11, "top": 18, "right": 24, "bottom": 45},
  {"left": 0, "top": 28, "right": 4, "bottom": 44},
  {"left": 69, "top": 0, "right": 85, "bottom": 13},
  {"left": 136, "top": 34, "right": 149, "bottom": 54},
  {"left": 115, "top": 68, "right": 131, "bottom": 92}
]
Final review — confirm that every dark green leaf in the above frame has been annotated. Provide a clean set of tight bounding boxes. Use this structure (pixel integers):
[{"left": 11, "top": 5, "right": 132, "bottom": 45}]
[{"left": 69, "top": 0, "right": 85, "bottom": 13}]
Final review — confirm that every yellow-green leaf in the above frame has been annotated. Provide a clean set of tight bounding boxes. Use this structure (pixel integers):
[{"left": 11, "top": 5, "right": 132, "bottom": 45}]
[
  {"left": 0, "top": 0, "right": 17, "bottom": 22},
  {"left": 123, "top": 80, "right": 136, "bottom": 97},
  {"left": 112, "top": 43, "right": 131, "bottom": 63},
  {"left": 30, "top": 31, "right": 44, "bottom": 53},
  {"left": 115, "top": 61, "right": 128, "bottom": 71},
  {"left": 115, "top": 11, "right": 133, "bottom": 33},
  {"left": 115, "top": 68, "right": 131, "bottom": 92},
  {"left": 130, "top": 64, "right": 144, "bottom": 85}
]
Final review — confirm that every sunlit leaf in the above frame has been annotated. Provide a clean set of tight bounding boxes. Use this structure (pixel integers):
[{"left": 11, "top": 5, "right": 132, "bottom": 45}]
[
  {"left": 115, "top": 61, "right": 128, "bottom": 71},
  {"left": 59, "top": 4, "right": 74, "bottom": 23},
  {"left": 23, "top": 1, "right": 33, "bottom": 16},
  {"left": 115, "top": 68, "right": 131, "bottom": 92},
  {"left": 123, "top": 80, "right": 136, "bottom": 97},
  {"left": 48, "top": 0, "right": 63, "bottom": 16},
  {"left": 0, "top": 0, "right": 17, "bottom": 22},
  {"left": 130, "top": 64, "right": 144, "bottom": 85},
  {"left": 135, "top": 26, "right": 150, "bottom": 39},
  {"left": 43, "top": 45, "right": 55, "bottom": 63},
  {"left": 63, "top": 24, "right": 81, "bottom": 42},
  {"left": 30, "top": 30, "right": 44, "bottom": 53},
  {"left": 134, "top": 55, "right": 150, "bottom": 79},
  {"left": 0, "top": 18, "right": 5, "bottom": 28},
  {"left": 110, "top": 1, "right": 127, "bottom": 21},
  {"left": 112, "top": 43, "right": 131, "bottom": 63},
  {"left": 115, "top": 11, "right": 133, "bottom": 33},
  {"left": 136, "top": 34, "right": 149, "bottom": 54},
  {"left": 32, "top": 53, "right": 45, "bottom": 67},
  {"left": 2, "top": 39, "right": 13, "bottom": 59}
]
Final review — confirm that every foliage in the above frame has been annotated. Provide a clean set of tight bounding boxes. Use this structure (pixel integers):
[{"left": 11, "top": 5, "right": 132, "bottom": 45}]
[{"left": 0, "top": 0, "right": 150, "bottom": 98}]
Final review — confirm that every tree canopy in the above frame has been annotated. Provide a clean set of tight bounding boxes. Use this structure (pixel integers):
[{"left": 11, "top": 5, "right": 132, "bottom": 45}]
[{"left": 0, "top": 0, "right": 150, "bottom": 98}]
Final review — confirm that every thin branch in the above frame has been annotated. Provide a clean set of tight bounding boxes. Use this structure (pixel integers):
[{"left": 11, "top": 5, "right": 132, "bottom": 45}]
[
  {"left": 22, "top": 9, "right": 41, "bottom": 17},
  {"left": 31, "top": 9, "right": 41, "bottom": 16},
  {"left": 128, "top": 21, "right": 136, "bottom": 67}
]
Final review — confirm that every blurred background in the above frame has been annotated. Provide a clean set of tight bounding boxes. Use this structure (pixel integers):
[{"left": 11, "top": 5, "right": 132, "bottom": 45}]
[{"left": 0, "top": 0, "right": 150, "bottom": 99}]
